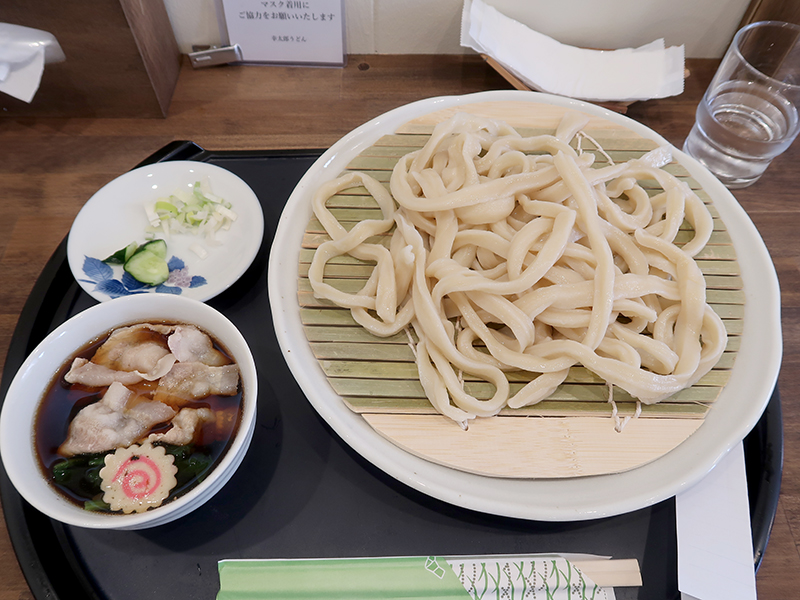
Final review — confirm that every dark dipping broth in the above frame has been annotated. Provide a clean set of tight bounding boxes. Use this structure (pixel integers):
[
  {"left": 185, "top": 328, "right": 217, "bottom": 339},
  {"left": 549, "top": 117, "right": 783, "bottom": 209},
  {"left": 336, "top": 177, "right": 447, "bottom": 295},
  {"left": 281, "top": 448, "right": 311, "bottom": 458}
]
[{"left": 34, "top": 321, "right": 243, "bottom": 514}]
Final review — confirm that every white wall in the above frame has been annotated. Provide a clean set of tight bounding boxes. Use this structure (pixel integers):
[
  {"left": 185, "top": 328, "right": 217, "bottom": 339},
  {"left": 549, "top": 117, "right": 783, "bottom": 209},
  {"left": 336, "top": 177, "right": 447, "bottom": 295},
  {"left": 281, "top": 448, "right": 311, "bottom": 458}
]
[
  {"left": 163, "top": 0, "right": 223, "bottom": 52},
  {"left": 163, "top": 0, "right": 750, "bottom": 59}
]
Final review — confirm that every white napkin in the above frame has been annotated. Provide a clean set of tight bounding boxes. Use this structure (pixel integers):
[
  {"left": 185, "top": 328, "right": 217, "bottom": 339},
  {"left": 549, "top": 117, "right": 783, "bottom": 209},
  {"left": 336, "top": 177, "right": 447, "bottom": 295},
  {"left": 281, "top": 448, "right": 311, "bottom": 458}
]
[
  {"left": 676, "top": 442, "right": 757, "bottom": 600},
  {"left": 0, "top": 45, "right": 44, "bottom": 103},
  {"left": 460, "top": 0, "right": 684, "bottom": 102},
  {"left": 0, "top": 23, "right": 65, "bottom": 103}
]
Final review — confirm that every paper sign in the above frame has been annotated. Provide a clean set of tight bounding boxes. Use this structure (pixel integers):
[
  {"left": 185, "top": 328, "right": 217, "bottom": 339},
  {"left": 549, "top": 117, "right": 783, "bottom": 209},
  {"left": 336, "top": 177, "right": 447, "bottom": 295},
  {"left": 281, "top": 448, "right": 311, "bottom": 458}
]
[{"left": 221, "top": 0, "right": 345, "bottom": 66}]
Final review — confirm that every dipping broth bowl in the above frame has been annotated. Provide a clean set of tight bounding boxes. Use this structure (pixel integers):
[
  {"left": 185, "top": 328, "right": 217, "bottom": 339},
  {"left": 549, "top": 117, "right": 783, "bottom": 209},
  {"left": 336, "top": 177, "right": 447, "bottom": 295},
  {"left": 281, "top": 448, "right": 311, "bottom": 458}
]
[{"left": 0, "top": 294, "right": 257, "bottom": 530}]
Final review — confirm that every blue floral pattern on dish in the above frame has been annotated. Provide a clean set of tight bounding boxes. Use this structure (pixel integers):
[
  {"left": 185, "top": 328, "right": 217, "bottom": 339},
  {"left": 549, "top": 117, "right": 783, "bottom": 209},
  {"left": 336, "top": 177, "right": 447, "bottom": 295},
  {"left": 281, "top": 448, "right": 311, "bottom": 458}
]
[{"left": 80, "top": 255, "right": 207, "bottom": 299}]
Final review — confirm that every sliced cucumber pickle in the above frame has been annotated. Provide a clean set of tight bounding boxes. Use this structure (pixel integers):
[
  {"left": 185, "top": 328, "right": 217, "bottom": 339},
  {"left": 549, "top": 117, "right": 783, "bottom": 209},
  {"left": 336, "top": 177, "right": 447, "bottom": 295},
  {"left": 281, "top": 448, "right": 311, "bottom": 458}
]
[
  {"left": 123, "top": 249, "right": 169, "bottom": 286},
  {"left": 136, "top": 239, "right": 168, "bottom": 260},
  {"left": 103, "top": 241, "right": 139, "bottom": 265}
]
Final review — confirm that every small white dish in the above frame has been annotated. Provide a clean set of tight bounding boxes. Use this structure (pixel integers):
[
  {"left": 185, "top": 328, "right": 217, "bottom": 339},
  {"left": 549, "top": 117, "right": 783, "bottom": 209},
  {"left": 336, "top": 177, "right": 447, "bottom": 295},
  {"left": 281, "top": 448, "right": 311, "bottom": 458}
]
[
  {"left": 268, "top": 90, "right": 782, "bottom": 521},
  {"left": 0, "top": 294, "right": 258, "bottom": 530},
  {"left": 67, "top": 161, "right": 264, "bottom": 303}
]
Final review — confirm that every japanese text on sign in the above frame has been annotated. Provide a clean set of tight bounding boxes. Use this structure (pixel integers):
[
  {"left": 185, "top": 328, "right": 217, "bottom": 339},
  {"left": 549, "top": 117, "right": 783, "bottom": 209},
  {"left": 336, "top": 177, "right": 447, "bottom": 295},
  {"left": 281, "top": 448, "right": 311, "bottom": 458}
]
[{"left": 222, "top": 0, "right": 345, "bottom": 65}]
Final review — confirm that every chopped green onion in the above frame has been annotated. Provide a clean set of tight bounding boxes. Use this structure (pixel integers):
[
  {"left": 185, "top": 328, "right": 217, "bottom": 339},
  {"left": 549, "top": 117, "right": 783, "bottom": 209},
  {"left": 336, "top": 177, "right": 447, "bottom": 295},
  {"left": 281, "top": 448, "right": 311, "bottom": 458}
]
[
  {"left": 155, "top": 200, "right": 178, "bottom": 215},
  {"left": 144, "top": 178, "right": 237, "bottom": 252}
]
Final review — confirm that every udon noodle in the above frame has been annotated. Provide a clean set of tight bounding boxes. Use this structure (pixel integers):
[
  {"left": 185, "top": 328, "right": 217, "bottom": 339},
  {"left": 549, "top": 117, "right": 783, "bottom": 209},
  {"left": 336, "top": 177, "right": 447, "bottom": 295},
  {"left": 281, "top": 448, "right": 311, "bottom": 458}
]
[{"left": 307, "top": 111, "right": 728, "bottom": 427}]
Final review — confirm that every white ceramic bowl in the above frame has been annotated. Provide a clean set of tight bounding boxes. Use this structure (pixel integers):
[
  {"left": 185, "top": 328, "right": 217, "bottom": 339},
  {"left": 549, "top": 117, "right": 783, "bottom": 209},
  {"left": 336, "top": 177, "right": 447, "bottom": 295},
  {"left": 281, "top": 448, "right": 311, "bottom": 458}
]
[{"left": 0, "top": 294, "right": 257, "bottom": 529}]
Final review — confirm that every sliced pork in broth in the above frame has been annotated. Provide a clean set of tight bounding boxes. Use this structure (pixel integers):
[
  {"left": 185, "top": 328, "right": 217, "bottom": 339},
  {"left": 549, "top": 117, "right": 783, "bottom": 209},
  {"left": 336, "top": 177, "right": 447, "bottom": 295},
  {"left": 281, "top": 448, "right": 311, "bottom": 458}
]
[
  {"left": 58, "top": 382, "right": 177, "bottom": 457},
  {"left": 149, "top": 407, "right": 214, "bottom": 445},
  {"left": 65, "top": 357, "right": 146, "bottom": 387},
  {"left": 168, "top": 325, "right": 230, "bottom": 366},
  {"left": 154, "top": 362, "right": 240, "bottom": 407},
  {"left": 91, "top": 323, "right": 177, "bottom": 380},
  {"left": 35, "top": 321, "right": 243, "bottom": 514}
]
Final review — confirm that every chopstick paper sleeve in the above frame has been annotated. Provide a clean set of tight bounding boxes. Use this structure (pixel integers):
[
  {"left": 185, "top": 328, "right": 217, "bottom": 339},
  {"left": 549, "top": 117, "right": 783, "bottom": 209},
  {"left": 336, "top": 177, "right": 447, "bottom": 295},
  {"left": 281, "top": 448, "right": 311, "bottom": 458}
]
[{"left": 217, "top": 554, "right": 623, "bottom": 599}]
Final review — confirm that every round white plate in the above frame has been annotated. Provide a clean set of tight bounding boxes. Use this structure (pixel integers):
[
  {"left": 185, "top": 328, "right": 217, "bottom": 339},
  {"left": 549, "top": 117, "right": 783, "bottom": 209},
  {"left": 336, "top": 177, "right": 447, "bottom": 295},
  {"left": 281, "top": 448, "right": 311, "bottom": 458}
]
[
  {"left": 268, "top": 90, "right": 782, "bottom": 521},
  {"left": 68, "top": 161, "right": 264, "bottom": 303}
]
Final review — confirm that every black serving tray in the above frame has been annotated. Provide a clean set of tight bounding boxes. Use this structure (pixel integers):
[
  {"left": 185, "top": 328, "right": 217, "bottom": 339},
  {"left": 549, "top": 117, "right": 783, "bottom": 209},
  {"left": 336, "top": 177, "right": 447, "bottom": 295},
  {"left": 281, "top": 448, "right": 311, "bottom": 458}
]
[{"left": 0, "top": 143, "right": 784, "bottom": 600}]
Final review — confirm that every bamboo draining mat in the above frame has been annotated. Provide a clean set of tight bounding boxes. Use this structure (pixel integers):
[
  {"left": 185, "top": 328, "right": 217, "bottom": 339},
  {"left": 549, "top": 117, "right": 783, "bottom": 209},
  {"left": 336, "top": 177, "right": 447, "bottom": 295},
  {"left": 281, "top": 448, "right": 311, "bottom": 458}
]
[{"left": 298, "top": 101, "right": 742, "bottom": 478}]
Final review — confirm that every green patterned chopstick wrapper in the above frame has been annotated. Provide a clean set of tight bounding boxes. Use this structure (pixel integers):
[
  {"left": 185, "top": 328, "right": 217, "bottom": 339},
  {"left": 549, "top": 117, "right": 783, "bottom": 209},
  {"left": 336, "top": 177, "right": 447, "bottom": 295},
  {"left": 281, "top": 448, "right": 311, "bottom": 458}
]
[{"left": 217, "top": 555, "right": 609, "bottom": 600}]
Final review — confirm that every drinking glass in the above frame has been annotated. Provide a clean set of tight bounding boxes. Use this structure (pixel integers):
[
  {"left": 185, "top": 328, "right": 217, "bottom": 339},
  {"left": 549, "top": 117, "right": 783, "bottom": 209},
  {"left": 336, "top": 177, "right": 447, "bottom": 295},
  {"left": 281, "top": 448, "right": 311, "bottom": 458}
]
[{"left": 683, "top": 20, "right": 800, "bottom": 188}]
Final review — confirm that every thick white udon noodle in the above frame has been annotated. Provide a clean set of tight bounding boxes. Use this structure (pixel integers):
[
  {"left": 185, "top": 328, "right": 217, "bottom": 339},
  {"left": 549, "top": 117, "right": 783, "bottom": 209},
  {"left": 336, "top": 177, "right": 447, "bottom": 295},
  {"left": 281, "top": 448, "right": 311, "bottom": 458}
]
[{"left": 308, "top": 112, "right": 728, "bottom": 426}]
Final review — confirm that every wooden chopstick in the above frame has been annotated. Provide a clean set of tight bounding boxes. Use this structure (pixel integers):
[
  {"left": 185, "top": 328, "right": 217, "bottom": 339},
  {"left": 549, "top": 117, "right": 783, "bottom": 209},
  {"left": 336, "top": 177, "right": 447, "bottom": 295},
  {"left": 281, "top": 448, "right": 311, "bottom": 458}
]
[{"left": 571, "top": 558, "right": 643, "bottom": 587}]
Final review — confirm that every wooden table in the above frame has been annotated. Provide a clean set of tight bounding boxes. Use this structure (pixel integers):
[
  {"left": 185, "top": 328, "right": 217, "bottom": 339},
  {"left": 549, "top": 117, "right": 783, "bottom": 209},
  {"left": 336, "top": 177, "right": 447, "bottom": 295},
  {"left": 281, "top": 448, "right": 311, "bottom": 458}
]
[{"left": 0, "top": 55, "right": 797, "bottom": 598}]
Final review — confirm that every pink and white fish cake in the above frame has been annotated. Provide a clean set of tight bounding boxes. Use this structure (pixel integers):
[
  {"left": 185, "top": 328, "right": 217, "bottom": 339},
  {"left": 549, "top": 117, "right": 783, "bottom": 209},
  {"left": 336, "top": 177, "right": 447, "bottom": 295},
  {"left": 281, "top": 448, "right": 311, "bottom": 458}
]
[{"left": 100, "top": 441, "right": 178, "bottom": 513}]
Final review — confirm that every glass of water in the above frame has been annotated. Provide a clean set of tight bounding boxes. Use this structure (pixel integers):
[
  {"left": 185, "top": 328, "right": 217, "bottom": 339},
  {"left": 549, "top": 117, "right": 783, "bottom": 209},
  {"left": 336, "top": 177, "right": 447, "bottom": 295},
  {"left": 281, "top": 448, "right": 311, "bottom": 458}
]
[{"left": 683, "top": 21, "right": 800, "bottom": 189}]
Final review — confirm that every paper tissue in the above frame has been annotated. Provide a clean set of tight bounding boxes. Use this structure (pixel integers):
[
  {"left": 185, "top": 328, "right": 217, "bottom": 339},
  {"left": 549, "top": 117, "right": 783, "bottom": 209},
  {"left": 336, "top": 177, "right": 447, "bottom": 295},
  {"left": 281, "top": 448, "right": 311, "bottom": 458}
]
[
  {"left": 461, "top": 0, "right": 685, "bottom": 103},
  {"left": 0, "top": 23, "right": 65, "bottom": 103}
]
